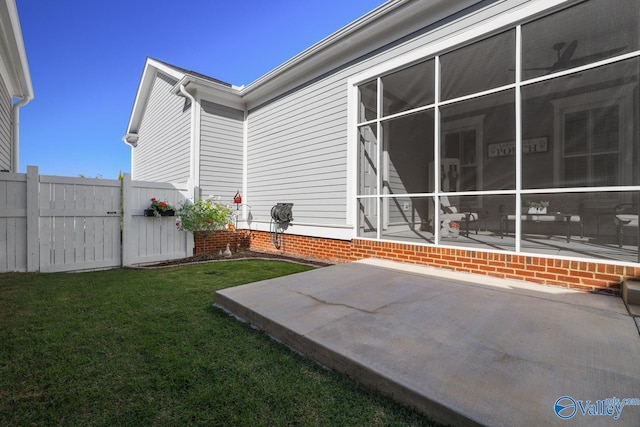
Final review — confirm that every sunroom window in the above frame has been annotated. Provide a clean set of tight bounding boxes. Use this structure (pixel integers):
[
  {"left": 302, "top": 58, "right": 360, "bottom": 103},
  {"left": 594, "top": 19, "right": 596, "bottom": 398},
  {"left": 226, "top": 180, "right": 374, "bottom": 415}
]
[
  {"left": 355, "top": 0, "right": 640, "bottom": 263},
  {"left": 563, "top": 106, "right": 619, "bottom": 187}
]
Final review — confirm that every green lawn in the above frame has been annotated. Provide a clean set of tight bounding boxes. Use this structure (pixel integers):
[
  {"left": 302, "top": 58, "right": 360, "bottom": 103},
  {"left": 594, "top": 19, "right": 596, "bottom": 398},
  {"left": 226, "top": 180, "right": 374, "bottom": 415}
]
[{"left": 0, "top": 260, "right": 441, "bottom": 426}]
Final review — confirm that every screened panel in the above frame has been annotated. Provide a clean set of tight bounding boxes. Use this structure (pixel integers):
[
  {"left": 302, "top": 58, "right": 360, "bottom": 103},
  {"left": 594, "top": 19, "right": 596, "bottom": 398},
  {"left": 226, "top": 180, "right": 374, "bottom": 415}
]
[
  {"left": 358, "top": 198, "right": 378, "bottom": 238},
  {"left": 382, "top": 110, "right": 435, "bottom": 195},
  {"left": 381, "top": 196, "right": 434, "bottom": 245},
  {"left": 440, "top": 30, "right": 515, "bottom": 101},
  {"left": 517, "top": 191, "right": 638, "bottom": 263},
  {"left": 354, "top": 0, "right": 640, "bottom": 264},
  {"left": 440, "top": 89, "right": 516, "bottom": 191},
  {"left": 521, "top": 0, "right": 639, "bottom": 81},
  {"left": 437, "top": 194, "right": 516, "bottom": 251},
  {"left": 382, "top": 59, "right": 435, "bottom": 117},
  {"left": 358, "top": 125, "right": 378, "bottom": 196},
  {"left": 521, "top": 58, "right": 639, "bottom": 188},
  {"left": 358, "top": 80, "right": 377, "bottom": 123}
]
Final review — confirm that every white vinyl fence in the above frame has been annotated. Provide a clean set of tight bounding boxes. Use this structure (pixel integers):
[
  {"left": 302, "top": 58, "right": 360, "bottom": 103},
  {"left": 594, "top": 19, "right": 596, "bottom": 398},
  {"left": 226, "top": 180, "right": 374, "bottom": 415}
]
[{"left": 0, "top": 166, "right": 192, "bottom": 273}]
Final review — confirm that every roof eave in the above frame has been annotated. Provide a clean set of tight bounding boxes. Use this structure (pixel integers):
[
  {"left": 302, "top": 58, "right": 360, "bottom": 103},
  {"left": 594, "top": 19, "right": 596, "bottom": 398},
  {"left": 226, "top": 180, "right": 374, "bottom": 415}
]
[
  {"left": 172, "top": 76, "right": 244, "bottom": 110},
  {"left": 0, "top": 0, "right": 34, "bottom": 100},
  {"left": 124, "top": 58, "right": 187, "bottom": 139}
]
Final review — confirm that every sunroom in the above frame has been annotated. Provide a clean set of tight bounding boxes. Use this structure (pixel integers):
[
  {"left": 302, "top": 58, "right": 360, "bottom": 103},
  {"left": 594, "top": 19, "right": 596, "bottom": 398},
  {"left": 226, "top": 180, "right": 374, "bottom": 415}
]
[{"left": 354, "top": 0, "right": 639, "bottom": 263}]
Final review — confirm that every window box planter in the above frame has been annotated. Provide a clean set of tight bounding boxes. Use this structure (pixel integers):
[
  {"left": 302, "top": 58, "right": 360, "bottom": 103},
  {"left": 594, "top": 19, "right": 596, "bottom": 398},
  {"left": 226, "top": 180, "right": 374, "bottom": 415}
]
[{"left": 144, "top": 209, "right": 175, "bottom": 217}]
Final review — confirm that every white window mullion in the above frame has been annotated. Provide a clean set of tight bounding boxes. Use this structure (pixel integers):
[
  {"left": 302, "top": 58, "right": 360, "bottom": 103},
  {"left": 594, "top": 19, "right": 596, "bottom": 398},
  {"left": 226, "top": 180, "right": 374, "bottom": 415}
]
[
  {"left": 515, "top": 25, "right": 523, "bottom": 252},
  {"left": 376, "top": 77, "right": 383, "bottom": 240},
  {"left": 434, "top": 56, "right": 441, "bottom": 243}
]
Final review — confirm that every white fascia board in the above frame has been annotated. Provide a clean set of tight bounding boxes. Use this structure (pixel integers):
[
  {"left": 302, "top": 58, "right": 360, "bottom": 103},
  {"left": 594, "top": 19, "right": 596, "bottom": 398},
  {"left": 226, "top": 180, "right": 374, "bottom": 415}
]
[
  {"left": 124, "top": 58, "right": 186, "bottom": 138},
  {"left": 0, "top": 0, "right": 33, "bottom": 99},
  {"left": 349, "top": 0, "right": 574, "bottom": 86}
]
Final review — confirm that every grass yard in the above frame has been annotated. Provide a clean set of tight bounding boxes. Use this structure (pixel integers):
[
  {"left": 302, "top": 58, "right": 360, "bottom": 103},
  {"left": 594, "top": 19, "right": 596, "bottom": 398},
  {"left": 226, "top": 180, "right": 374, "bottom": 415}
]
[{"left": 0, "top": 260, "right": 441, "bottom": 426}]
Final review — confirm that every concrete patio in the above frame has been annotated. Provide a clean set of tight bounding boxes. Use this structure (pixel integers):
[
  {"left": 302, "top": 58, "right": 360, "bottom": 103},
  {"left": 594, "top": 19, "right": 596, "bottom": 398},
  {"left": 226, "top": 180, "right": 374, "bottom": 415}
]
[{"left": 215, "top": 258, "right": 640, "bottom": 426}]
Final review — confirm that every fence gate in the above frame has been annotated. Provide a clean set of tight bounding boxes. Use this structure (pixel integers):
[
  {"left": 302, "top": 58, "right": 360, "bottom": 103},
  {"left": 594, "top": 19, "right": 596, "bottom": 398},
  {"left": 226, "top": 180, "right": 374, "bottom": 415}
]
[{"left": 38, "top": 175, "right": 121, "bottom": 273}]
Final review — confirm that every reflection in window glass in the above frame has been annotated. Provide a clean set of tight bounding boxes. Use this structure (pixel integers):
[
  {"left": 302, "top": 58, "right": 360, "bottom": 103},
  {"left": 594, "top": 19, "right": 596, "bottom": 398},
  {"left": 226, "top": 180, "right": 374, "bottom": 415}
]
[
  {"left": 521, "top": 59, "right": 639, "bottom": 188},
  {"left": 440, "top": 90, "right": 515, "bottom": 191},
  {"left": 440, "top": 30, "right": 515, "bottom": 101},
  {"left": 359, "top": 80, "right": 377, "bottom": 123},
  {"left": 382, "top": 59, "right": 435, "bottom": 117},
  {"left": 382, "top": 110, "right": 434, "bottom": 195},
  {"left": 522, "top": 0, "right": 638, "bottom": 81}
]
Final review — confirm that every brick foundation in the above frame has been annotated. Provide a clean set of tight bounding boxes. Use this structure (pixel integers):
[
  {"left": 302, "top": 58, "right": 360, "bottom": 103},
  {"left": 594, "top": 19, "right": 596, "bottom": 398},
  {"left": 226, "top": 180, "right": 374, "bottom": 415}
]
[
  {"left": 194, "top": 230, "right": 251, "bottom": 255},
  {"left": 195, "top": 229, "right": 640, "bottom": 292}
]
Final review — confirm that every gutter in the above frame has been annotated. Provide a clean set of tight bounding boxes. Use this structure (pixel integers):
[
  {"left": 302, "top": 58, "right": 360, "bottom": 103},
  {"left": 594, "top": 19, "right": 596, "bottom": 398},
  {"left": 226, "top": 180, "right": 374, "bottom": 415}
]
[
  {"left": 122, "top": 133, "right": 138, "bottom": 146},
  {"left": 178, "top": 83, "right": 201, "bottom": 198},
  {"left": 11, "top": 96, "right": 31, "bottom": 172}
]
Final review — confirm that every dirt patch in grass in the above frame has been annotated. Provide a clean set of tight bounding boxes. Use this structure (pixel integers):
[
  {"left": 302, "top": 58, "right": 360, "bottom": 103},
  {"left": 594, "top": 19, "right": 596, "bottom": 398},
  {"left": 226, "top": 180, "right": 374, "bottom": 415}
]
[{"left": 140, "top": 249, "right": 334, "bottom": 269}]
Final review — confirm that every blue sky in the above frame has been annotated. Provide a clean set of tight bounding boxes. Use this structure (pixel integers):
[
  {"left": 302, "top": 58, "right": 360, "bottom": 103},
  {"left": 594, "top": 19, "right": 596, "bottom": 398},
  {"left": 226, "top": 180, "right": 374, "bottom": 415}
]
[{"left": 15, "top": 0, "right": 385, "bottom": 178}]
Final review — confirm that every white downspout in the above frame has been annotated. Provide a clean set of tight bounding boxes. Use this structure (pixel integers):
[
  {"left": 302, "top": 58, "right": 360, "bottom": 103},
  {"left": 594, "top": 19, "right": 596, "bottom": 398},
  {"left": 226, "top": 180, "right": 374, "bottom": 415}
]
[
  {"left": 11, "top": 96, "right": 31, "bottom": 172},
  {"left": 179, "top": 84, "right": 201, "bottom": 200}
]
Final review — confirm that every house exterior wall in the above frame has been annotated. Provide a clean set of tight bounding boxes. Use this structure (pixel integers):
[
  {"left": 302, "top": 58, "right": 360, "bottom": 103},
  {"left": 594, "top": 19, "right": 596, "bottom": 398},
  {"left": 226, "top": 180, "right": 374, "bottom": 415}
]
[
  {"left": 131, "top": 72, "right": 190, "bottom": 183},
  {"left": 129, "top": 0, "right": 640, "bottom": 290},
  {"left": 228, "top": 0, "right": 638, "bottom": 289},
  {"left": 246, "top": 77, "right": 349, "bottom": 228},
  {"left": 199, "top": 100, "right": 244, "bottom": 200},
  {"left": 0, "top": 77, "right": 11, "bottom": 171}
]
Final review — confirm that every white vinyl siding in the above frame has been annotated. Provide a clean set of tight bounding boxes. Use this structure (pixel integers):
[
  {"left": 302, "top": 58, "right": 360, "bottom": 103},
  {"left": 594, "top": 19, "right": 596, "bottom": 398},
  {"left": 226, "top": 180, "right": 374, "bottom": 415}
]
[
  {"left": 0, "top": 78, "right": 11, "bottom": 171},
  {"left": 199, "top": 100, "right": 243, "bottom": 200},
  {"left": 247, "top": 76, "right": 348, "bottom": 225},
  {"left": 132, "top": 72, "right": 190, "bottom": 183}
]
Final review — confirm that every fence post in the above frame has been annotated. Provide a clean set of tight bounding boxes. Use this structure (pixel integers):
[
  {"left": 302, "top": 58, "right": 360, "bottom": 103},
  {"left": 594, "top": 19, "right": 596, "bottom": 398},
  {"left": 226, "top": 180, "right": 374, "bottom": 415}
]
[
  {"left": 121, "top": 173, "right": 132, "bottom": 267},
  {"left": 26, "top": 165, "right": 39, "bottom": 272}
]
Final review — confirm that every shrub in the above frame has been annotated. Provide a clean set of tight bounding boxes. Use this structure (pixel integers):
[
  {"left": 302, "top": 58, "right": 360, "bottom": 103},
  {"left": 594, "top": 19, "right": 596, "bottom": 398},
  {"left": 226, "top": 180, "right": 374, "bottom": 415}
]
[{"left": 176, "top": 198, "right": 232, "bottom": 234}]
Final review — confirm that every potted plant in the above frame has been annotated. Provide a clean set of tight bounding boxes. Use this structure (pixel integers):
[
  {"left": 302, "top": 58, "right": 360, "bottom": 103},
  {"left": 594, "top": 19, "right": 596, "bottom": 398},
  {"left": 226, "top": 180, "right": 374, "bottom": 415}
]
[
  {"left": 525, "top": 200, "right": 549, "bottom": 214},
  {"left": 144, "top": 198, "right": 175, "bottom": 217}
]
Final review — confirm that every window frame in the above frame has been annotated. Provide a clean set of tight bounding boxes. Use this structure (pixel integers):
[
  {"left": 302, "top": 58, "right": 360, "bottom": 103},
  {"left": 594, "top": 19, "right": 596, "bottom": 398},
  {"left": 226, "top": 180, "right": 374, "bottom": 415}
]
[{"left": 551, "top": 84, "right": 635, "bottom": 188}]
